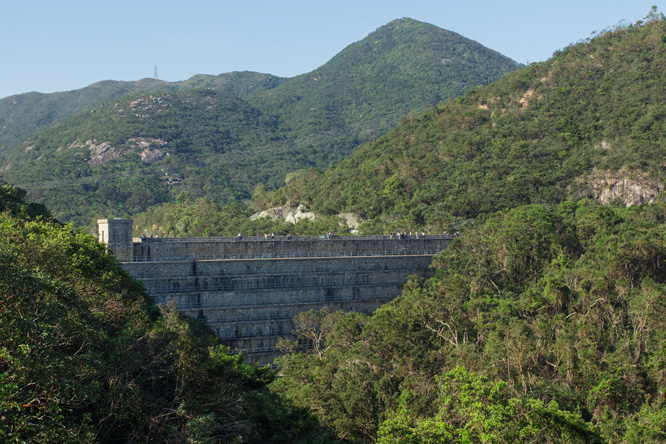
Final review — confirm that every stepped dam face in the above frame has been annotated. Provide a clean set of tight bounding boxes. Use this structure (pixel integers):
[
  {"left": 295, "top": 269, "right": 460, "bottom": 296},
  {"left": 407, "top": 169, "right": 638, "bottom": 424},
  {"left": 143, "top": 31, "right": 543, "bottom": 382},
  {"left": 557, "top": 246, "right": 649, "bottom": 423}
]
[{"left": 98, "top": 219, "right": 453, "bottom": 364}]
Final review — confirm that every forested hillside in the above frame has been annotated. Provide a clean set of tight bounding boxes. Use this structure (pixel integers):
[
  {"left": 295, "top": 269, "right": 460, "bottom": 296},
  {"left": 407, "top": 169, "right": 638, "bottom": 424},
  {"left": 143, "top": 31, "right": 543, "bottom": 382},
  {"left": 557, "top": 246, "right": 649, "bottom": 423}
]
[
  {"left": 274, "top": 199, "right": 666, "bottom": 443},
  {"left": 4, "top": 89, "right": 284, "bottom": 226},
  {"left": 0, "top": 18, "right": 518, "bottom": 229},
  {"left": 271, "top": 10, "right": 666, "bottom": 234},
  {"left": 265, "top": 10, "right": 666, "bottom": 444},
  {"left": 5, "top": 10, "right": 666, "bottom": 444},
  {"left": 0, "top": 72, "right": 284, "bottom": 158},
  {"left": 134, "top": 11, "right": 666, "bottom": 239},
  {"left": 0, "top": 184, "right": 334, "bottom": 443},
  {"left": 245, "top": 18, "right": 518, "bottom": 162}
]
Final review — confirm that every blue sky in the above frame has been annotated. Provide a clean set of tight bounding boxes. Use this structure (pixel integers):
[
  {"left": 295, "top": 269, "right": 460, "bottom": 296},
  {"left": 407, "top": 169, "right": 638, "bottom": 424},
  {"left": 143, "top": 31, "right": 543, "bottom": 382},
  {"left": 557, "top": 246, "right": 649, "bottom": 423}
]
[{"left": 0, "top": 0, "right": 661, "bottom": 99}]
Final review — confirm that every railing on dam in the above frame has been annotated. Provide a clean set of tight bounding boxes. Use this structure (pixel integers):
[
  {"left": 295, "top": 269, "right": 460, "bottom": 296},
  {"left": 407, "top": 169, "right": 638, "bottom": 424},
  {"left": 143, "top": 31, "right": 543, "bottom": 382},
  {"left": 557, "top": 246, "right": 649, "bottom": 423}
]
[
  {"left": 127, "top": 235, "right": 455, "bottom": 263},
  {"left": 135, "top": 234, "right": 452, "bottom": 243},
  {"left": 127, "top": 248, "right": 445, "bottom": 262}
]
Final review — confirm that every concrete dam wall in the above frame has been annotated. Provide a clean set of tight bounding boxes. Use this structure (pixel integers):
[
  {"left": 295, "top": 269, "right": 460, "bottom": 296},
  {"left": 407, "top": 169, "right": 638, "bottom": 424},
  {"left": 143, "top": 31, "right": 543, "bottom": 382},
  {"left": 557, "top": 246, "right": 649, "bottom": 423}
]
[{"left": 99, "top": 219, "right": 452, "bottom": 364}]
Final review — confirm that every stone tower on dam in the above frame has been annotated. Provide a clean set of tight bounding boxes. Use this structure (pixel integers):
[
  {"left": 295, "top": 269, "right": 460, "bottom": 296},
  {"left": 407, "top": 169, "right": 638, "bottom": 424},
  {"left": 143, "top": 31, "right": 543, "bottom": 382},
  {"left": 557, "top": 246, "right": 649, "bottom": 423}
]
[{"left": 99, "top": 218, "right": 453, "bottom": 364}]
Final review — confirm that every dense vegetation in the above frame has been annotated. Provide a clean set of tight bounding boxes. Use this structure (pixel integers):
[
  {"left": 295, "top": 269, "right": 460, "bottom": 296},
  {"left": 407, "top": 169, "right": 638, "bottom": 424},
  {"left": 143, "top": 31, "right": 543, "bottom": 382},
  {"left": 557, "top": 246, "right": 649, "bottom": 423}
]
[
  {"left": 246, "top": 18, "right": 518, "bottom": 159},
  {"left": 131, "top": 11, "right": 666, "bottom": 239},
  {"left": 0, "top": 18, "right": 518, "bottom": 229},
  {"left": 274, "top": 199, "right": 666, "bottom": 443},
  {"left": 0, "top": 72, "right": 284, "bottom": 159},
  {"left": 265, "top": 11, "right": 666, "bottom": 235},
  {"left": 5, "top": 8, "right": 666, "bottom": 444},
  {"left": 131, "top": 196, "right": 349, "bottom": 238},
  {"left": 0, "top": 184, "right": 334, "bottom": 443},
  {"left": 3, "top": 89, "right": 283, "bottom": 228},
  {"left": 262, "top": 10, "right": 666, "bottom": 443}
]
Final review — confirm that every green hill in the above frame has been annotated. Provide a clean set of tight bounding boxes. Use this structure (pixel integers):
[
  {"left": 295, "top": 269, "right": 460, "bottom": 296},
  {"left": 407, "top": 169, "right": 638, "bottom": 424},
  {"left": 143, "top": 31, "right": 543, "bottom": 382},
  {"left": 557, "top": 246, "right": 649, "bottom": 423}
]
[
  {"left": 0, "top": 183, "right": 334, "bottom": 443},
  {"left": 267, "top": 10, "right": 666, "bottom": 443},
  {"left": 0, "top": 72, "right": 284, "bottom": 159},
  {"left": 245, "top": 18, "right": 520, "bottom": 164},
  {"left": 275, "top": 200, "right": 666, "bottom": 443},
  {"left": 0, "top": 18, "right": 518, "bottom": 228},
  {"left": 278, "top": 12, "right": 666, "bottom": 233},
  {"left": 5, "top": 11, "right": 666, "bottom": 443}
]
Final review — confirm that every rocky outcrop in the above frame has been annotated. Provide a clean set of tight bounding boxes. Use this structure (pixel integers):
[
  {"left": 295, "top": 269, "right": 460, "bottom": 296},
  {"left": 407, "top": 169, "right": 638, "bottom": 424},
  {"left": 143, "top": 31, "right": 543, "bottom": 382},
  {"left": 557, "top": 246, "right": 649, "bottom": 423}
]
[
  {"left": 129, "top": 137, "right": 168, "bottom": 164},
  {"left": 250, "top": 204, "right": 316, "bottom": 223},
  {"left": 87, "top": 141, "right": 119, "bottom": 165},
  {"left": 74, "top": 137, "right": 168, "bottom": 165},
  {"left": 573, "top": 170, "right": 665, "bottom": 206},
  {"left": 139, "top": 148, "right": 165, "bottom": 164},
  {"left": 337, "top": 213, "right": 363, "bottom": 230},
  {"left": 250, "top": 204, "right": 363, "bottom": 230}
]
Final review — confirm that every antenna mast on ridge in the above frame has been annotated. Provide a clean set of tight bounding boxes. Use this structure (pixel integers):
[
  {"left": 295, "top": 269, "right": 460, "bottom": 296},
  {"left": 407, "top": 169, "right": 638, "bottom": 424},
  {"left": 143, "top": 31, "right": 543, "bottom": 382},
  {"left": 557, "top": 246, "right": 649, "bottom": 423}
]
[{"left": 154, "top": 66, "right": 159, "bottom": 80}]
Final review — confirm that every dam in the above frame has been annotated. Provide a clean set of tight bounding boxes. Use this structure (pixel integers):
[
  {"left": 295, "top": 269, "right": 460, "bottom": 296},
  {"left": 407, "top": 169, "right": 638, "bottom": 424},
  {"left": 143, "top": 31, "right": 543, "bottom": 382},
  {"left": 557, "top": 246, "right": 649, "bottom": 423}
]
[{"left": 98, "top": 218, "right": 453, "bottom": 364}]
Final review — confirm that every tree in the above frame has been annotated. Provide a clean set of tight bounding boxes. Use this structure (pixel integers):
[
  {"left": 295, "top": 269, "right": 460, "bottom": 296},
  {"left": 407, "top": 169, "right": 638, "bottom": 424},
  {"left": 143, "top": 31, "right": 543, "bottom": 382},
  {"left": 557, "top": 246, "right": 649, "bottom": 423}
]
[{"left": 377, "top": 367, "right": 602, "bottom": 444}]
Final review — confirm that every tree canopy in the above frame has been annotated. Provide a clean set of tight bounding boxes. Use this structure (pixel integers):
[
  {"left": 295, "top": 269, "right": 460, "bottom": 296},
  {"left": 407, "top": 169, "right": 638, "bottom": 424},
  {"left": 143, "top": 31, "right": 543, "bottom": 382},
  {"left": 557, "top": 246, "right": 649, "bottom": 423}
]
[
  {"left": 0, "top": 185, "right": 334, "bottom": 443},
  {"left": 269, "top": 12, "right": 666, "bottom": 235},
  {"left": 273, "top": 199, "right": 666, "bottom": 443}
]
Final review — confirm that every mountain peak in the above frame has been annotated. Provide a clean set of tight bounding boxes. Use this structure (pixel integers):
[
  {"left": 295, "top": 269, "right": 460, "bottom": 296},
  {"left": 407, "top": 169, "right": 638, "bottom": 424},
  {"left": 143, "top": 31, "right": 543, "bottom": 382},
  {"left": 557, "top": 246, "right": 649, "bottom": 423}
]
[
  {"left": 1, "top": 18, "right": 519, "bottom": 226},
  {"left": 383, "top": 17, "right": 429, "bottom": 27}
]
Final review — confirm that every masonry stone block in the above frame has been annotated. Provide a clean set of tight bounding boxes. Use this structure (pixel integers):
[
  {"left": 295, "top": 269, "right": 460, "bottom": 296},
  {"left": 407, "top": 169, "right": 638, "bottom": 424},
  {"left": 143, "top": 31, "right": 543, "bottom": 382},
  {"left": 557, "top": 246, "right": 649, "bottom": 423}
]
[{"left": 100, "top": 221, "right": 453, "bottom": 364}]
